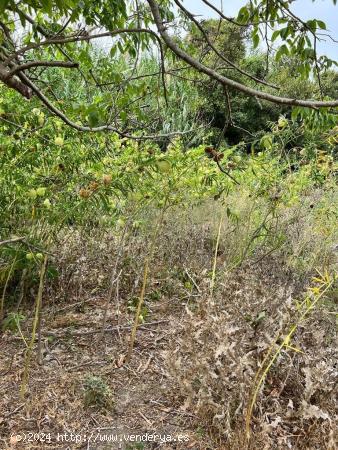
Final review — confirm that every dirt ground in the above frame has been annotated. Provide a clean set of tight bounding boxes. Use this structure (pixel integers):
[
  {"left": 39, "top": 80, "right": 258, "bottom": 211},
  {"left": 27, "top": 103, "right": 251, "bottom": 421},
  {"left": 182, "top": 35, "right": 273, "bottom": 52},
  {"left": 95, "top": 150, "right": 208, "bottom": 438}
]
[
  {"left": 0, "top": 294, "right": 208, "bottom": 450},
  {"left": 1, "top": 235, "right": 337, "bottom": 450}
]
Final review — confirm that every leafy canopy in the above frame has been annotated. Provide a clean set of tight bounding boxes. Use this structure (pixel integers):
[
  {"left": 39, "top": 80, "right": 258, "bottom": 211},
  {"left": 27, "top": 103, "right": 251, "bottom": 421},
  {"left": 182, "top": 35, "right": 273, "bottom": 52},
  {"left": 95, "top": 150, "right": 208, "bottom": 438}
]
[{"left": 0, "top": 0, "right": 337, "bottom": 138}]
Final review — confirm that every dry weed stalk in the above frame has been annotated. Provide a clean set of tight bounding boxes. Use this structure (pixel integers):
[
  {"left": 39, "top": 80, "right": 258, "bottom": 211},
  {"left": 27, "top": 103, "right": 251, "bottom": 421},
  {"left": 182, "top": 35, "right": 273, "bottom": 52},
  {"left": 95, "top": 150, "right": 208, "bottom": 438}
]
[
  {"left": 100, "top": 223, "right": 128, "bottom": 345},
  {"left": 245, "top": 269, "right": 335, "bottom": 442},
  {"left": 20, "top": 255, "right": 48, "bottom": 398},
  {"left": 0, "top": 254, "right": 17, "bottom": 323},
  {"left": 126, "top": 196, "right": 168, "bottom": 363},
  {"left": 210, "top": 214, "right": 224, "bottom": 299}
]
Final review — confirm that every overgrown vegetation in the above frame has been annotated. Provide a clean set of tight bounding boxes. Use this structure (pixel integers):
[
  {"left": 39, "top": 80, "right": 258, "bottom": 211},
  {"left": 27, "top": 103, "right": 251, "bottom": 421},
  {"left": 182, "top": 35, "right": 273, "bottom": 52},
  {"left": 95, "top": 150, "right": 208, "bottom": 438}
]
[{"left": 0, "top": 0, "right": 337, "bottom": 448}]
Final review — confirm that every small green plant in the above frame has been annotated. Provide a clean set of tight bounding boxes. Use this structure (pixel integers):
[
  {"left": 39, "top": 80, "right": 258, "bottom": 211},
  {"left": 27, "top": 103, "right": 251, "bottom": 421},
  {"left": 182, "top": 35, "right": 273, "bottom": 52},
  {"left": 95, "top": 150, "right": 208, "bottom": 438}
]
[
  {"left": 2, "top": 311, "right": 28, "bottom": 347},
  {"left": 126, "top": 444, "right": 145, "bottom": 450},
  {"left": 147, "top": 289, "right": 161, "bottom": 301},
  {"left": 195, "top": 426, "right": 206, "bottom": 438},
  {"left": 83, "top": 375, "right": 114, "bottom": 410},
  {"left": 245, "top": 269, "right": 336, "bottom": 442},
  {"left": 2, "top": 311, "right": 26, "bottom": 333},
  {"left": 127, "top": 296, "right": 149, "bottom": 323}
]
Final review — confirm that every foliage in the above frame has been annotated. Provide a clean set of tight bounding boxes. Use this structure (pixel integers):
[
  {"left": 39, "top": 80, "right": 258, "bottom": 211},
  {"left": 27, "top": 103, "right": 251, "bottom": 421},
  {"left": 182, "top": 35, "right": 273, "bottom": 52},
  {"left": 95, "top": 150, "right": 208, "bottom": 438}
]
[
  {"left": 0, "top": 0, "right": 337, "bottom": 137},
  {"left": 2, "top": 311, "right": 25, "bottom": 332},
  {"left": 1, "top": 107, "right": 336, "bottom": 310},
  {"left": 0, "top": 1, "right": 337, "bottom": 445},
  {"left": 83, "top": 374, "right": 114, "bottom": 410}
]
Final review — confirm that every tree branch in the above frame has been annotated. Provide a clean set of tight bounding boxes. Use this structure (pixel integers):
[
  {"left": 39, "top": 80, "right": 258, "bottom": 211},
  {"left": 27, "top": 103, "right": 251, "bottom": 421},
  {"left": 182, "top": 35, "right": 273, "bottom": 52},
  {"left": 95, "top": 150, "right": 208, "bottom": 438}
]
[
  {"left": 2, "top": 24, "right": 168, "bottom": 104},
  {"left": 7, "top": 60, "right": 79, "bottom": 78},
  {"left": 16, "top": 71, "right": 200, "bottom": 139},
  {"left": 173, "top": 0, "right": 279, "bottom": 90},
  {"left": 0, "top": 237, "right": 25, "bottom": 246},
  {"left": 15, "top": 10, "right": 93, "bottom": 91},
  {"left": 147, "top": 0, "right": 338, "bottom": 108},
  {"left": 200, "top": 0, "right": 242, "bottom": 26},
  {"left": 3, "top": 28, "right": 163, "bottom": 66},
  {"left": 0, "top": 63, "right": 32, "bottom": 98},
  {"left": 275, "top": 0, "right": 325, "bottom": 98},
  {"left": 216, "top": 159, "right": 240, "bottom": 185}
]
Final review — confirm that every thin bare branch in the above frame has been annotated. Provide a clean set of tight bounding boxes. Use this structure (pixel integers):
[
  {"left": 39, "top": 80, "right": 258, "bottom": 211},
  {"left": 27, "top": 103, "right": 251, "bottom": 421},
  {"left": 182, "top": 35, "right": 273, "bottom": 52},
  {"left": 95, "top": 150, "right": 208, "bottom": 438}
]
[
  {"left": 16, "top": 71, "right": 200, "bottom": 139},
  {"left": 200, "top": 0, "right": 242, "bottom": 26},
  {"left": 3, "top": 28, "right": 162, "bottom": 66},
  {"left": 2, "top": 22, "right": 168, "bottom": 103},
  {"left": 0, "top": 237, "right": 25, "bottom": 246},
  {"left": 147, "top": 0, "right": 338, "bottom": 109},
  {"left": 6, "top": 60, "right": 79, "bottom": 77},
  {"left": 275, "top": 0, "right": 325, "bottom": 97},
  {"left": 173, "top": 0, "right": 279, "bottom": 90}
]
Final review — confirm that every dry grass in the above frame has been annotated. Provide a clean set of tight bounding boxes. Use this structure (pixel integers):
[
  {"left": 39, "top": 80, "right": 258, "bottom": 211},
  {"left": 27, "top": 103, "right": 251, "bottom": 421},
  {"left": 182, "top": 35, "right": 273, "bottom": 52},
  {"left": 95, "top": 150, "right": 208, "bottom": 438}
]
[{"left": 0, "top": 187, "right": 337, "bottom": 449}]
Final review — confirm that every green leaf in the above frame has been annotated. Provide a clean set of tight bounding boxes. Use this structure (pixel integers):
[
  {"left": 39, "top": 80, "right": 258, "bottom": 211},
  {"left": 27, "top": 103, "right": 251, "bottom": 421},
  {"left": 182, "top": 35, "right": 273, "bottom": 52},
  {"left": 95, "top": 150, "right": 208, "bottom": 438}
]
[
  {"left": 237, "top": 6, "right": 250, "bottom": 24},
  {"left": 305, "top": 36, "right": 312, "bottom": 47},
  {"left": 88, "top": 110, "right": 100, "bottom": 127},
  {"left": 41, "top": 0, "right": 53, "bottom": 15},
  {"left": 156, "top": 160, "right": 171, "bottom": 173},
  {"left": 279, "top": 27, "right": 289, "bottom": 39},
  {"left": 271, "top": 30, "right": 280, "bottom": 42},
  {"left": 303, "top": 48, "right": 315, "bottom": 59},
  {"left": 110, "top": 46, "right": 117, "bottom": 58},
  {"left": 0, "top": 0, "right": 9, "bottom": 13},
  {"left": 297, "top": 36, "right": 305, "bottom": 51},
  {"left": 306, "top": 19, "right": 317, "bottom": 32},
  {"left": 275, "top": 44, "right": 289, "bottom": 62},
  {"left": 252, "top": 33, "right": 259, "bottom": 49},
  {"left": 316, "top": 20, "right": 326, "bottom": 30},
  {"left": 291, "top": 107, "right": 300, "bottom": 121},
  {"left": 260, "top": 134, "right": 273, "bottom": 150}
]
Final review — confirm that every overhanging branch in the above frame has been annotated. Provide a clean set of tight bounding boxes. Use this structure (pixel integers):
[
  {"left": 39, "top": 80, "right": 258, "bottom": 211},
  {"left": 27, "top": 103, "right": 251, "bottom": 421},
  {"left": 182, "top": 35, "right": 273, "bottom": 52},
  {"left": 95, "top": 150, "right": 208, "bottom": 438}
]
[
  {"left": 17, "top": 71, "right": 199, "bottom": 140},
  {"left": 3, "top": 28, "right": 163, "bottom": 66},
  {"left": 173, "top": 0, "right": 279, "bottom": 90},
  {"left": 7, "top": 60, "right": 79, "bottom": 77},
  {"left": 0, "top": 64, "right": 32, "bottom": 98},
  {"left": 147, "top": 0, "right": 338, "bottom": 109},
  {"left": 1, "top": 25, "right": 168, "bottom": 107}
]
